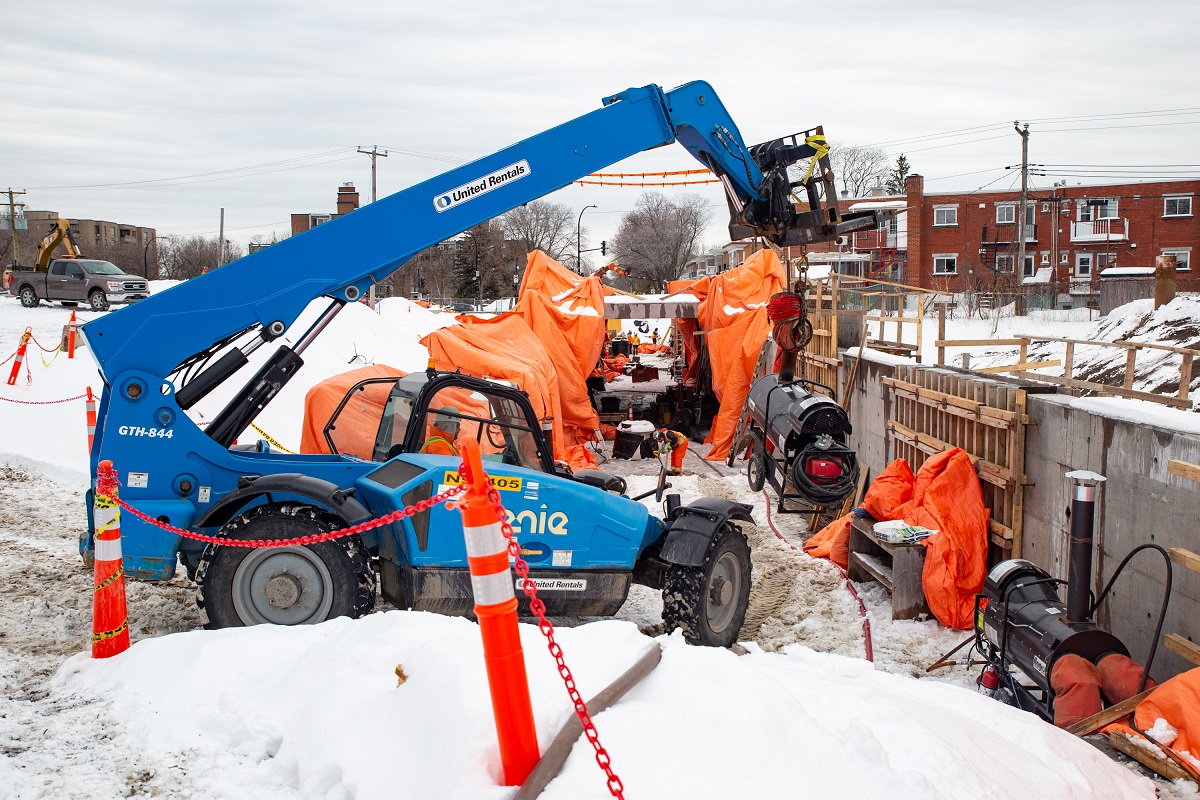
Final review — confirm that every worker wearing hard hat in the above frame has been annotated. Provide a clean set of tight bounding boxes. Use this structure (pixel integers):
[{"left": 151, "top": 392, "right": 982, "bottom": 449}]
[{"left": 420, "top": 406, "right": 461, "bottom": 456}]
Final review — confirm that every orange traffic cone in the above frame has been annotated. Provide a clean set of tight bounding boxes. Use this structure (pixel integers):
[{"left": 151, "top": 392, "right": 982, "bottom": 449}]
[
  {"left": 68, "top": 310, "right": 77, "bottom": 359},
  {"left": 85, "top": 387, "right": 97, "bottom": 454},
  {"left": 7, "top": 328, "right": 30, "bottom": 386},
  {"left": 92, "top": 460, "right": 130, "bottom": 658}
]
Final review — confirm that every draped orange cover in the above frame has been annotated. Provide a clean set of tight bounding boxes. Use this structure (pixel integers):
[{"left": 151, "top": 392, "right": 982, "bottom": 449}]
[{"left": 299, "top": 364, "right": 406, "bottom": 457}]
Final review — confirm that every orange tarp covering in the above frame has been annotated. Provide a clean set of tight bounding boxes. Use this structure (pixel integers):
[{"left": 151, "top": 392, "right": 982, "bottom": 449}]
[
  {"left": 804, "top": 450, "right": 989, "bottom": 629},
  {"left": 666, "top": 277, "right": 708, "bottom": 389},
  {"left": 422, "top": 312, "right": 567, "bottom": 458},
  {"left": 699, "top": 250, "right": 785, "bottom": 461},
  {"left": 1106, "top": 667, "right": 1200, "bottom": 779},
  {"left": 300, "top": 364, "right": 406, "bottom": 458}
]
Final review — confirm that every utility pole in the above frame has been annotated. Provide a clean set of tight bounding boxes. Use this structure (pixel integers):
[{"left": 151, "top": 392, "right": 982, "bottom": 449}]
[
  {"left": 357, "top": 146, "right": 389, "bottom": 204},
  {"left": 358, "top": 146, "right": 388, "bottom": 309},
  {"left": 1014, "top": 122, "right": 1029, "bottom": 315},
  {"left": 217, "top": 207, "right": 225, "bottom": 268},
  {"left": 3, "top": 188, "right": 27, "bottom": 265}
]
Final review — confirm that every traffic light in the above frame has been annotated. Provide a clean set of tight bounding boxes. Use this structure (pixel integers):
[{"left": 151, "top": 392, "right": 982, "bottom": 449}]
[{"left": 601, "top": 241, "right": 607, "bottom": 256}]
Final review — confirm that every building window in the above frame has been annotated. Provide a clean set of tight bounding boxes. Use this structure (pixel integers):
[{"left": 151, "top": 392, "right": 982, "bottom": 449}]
[
  {"left": 1041, "top": 202, "right": 1050, "bottom": 213},
  {"left": 1095, "top": 253, "right": 1113, "bottom": 271},
  {"left": 996, "top": 204, "right": 1015, "bottom": 225},
  {"left": 1164, "top": 196, "right": 1193, "bottom": 217},
  {"left": 1163, "top": 248, "right": 1191, "bottom": 271},
  {"left": 1080, "top": 198, "right": 1118, "bottom": 221},
  {"left": 1075, "top": 253, "right": 1092, "bottom": 278},
  {"left": 933, "top": 254, "right": 957, "bottom": 275},
  {"left": 1061, "top": 252, "right": 1070, "bottom": 265},
  {"left": 995, "top": 254, "right": 1015, "bottom": 272},
  {"left": 1040, "top": 252, "right": 1050, "bottom": 265},
  {"left": 933, "top": 206, "right": 958, "bottom": 226},
  {"left": 1024, "top": 255, "right": 1036, "bottom": 276}
]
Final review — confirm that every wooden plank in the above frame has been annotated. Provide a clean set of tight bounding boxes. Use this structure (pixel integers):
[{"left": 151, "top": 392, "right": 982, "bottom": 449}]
[
  {"left": 935, "top": 338, "right": 1026, "bottom": 348},
  {"left": 1108, "top": 729, "right": 1197, "bottom": 782},
  {"left": 1012, "top": 389, "right": 1027, "bottom": 559},
  {"left": 514, "top": 643, "right": 663, "bottom": 800},
  {"left": 1010, "top": 371, "right": 1193, "bottom": 409},
  {"left": 1180, "top": 353, "right": 1194, "bottom": 401},
  {"left": 1169, "top": 547, "right": 1200, "bottom": 575},
  {"left": 937, "top": 303, "right": 946, "bottom": 366},
  {"left": 975, "top": 359, "right": 1061, "bottom": 375},
  {"left": 1067, "top": 688, "right": 1156, "bottom": 736},
  {"left": 1168, "top": 459, "right": 1200, "bottom": 483},
  {"left": 1012, "top": 333, "right": 1200, "bottom": 358},
  {"left": 1165, "top": 633, "right": 1200, "bottom": 667},
  {"left": 1064, "top": 340, "right": 1075, "bottom": 378}
]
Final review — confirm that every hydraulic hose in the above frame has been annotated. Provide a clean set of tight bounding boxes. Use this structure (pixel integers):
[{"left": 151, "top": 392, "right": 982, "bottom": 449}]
[{"left": 1088, "top": 542, "right": 1173, "bottom": 696}]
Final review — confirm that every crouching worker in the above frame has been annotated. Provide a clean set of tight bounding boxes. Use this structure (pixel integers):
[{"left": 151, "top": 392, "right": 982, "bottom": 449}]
[
  {"left": 651, "top": 429, "right": 688, "bottom": 476},
  {"left": 420, "top": 406, "right": 461, "bottom": 456},
  {"left": 1050, "top": 652, "right": 1157, "bottom": 729}
]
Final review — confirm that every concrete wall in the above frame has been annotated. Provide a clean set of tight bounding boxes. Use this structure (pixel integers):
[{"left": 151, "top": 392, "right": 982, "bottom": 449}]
[
  {"left": 841, "top": 350, "right": 1200, "bottom": 681},
  {"left": 1021, "top": 394, "right": 1200, "bottom": 682}
]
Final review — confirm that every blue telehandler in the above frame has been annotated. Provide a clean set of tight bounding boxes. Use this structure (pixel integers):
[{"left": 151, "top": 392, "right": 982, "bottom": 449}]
[{"left": 80, "top": 81, "right": 884, "bottom": 647}]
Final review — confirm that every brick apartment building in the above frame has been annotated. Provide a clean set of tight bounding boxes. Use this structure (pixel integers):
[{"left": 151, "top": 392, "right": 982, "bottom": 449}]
[
  {"left": 3, "top": 208, "right": 156, "bottom": 273},
  {"left": 290, "top": 183, "right": 360, "bottom": 236}
]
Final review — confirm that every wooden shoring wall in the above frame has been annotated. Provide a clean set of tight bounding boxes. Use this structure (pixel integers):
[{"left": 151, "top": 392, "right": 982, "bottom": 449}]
[
  {"left": 804, "top": 275, "right": 840, "bottom": 398},
  {"left": 882, "top": 363, "right": 1028, "bottom": 562}
]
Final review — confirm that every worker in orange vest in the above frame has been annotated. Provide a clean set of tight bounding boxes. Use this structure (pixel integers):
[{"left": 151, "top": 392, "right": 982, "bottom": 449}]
[
  {"left": 652, "top": 429, "right": 688, "bottom": 476},
  {"left": 420, "top": 406, "right": 461, "bottom": 456}
]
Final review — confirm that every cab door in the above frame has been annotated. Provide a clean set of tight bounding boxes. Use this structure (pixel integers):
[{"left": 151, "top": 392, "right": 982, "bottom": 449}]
[{"left": 61, "top": 261, "right": 87, "bottom": 302}]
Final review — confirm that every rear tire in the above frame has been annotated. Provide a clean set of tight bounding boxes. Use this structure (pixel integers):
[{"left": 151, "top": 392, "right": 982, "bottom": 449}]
[
  {"left": 196, "top": 504, "right": 376, "bottom": 628},
  {"left": 18, "top": 286, "right": 38, "bottom": 308},
  {"left": 662, "top": 524, "right": 751, "bottom": 647},
  {"left": 88, "top": 290, "right": 109, "bottom": 312}
]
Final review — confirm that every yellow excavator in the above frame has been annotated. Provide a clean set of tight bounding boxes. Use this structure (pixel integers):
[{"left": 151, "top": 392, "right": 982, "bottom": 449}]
[
  {"left": 3, "top": 219, "right": 85, "bottom": 291},
  {"left": 593, "top": 263, "right": 629, "bottom": 279}
]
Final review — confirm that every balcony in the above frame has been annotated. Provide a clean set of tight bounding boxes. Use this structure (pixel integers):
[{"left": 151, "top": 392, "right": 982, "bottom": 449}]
[
  {"left": 1070, "top": 218, "right": 1128, "bottom": 243},
  {"left": 979, "top": 224, "right": 1038, "bottom": 246}
]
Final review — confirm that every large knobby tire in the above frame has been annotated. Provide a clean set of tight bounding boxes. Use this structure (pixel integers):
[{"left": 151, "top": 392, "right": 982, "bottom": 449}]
[
  {"left": 662, "top": 524, "right": 751, "bottom": 647},
  {"left": 195, "top": 504, "right": 376, "bottom": 629},
  {"left": 18, "top": 286, "right": 38, "bottom": 308},
  {"left": 746, "top": 440, "right": 767, "bottom": 492},
  {"left": 88, "top": 289, "right": 109, "bottom": 312}
]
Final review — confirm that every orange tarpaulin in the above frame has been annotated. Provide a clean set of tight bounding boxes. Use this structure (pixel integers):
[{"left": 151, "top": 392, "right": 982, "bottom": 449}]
[
  {"left": 421, "top": 312, "right": 567, "bottom": 459},
  {"left": 700, "top": 249, "right": 785, "bottom": 461},
  {"left": 300, "top": 364, "right": 406, "bottom": 457},
  {"left": 804, "top": 450, "right": 989, "bottom": 629},
  {"left": 1105, "top": 668, "right": 1200, "bottom": 780}
]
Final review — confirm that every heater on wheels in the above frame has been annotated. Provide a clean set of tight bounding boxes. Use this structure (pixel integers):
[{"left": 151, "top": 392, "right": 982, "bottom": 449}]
[{"left": 744, "top": 374, "right": 859, "bottom": 514}]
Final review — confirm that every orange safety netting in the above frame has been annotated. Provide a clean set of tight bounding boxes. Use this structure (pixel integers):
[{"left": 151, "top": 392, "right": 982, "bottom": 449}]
[
  {"left": 299, "top": 364, "right": 406, "bottom": 457},
  {"left": 804, "top": 450, "right": 990, "bottom": 630},
  {"left": 698, "top": 250, "right": 785, "bottom": 461}
]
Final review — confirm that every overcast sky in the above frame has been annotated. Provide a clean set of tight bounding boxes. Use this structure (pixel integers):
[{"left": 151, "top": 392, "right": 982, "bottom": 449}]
[{"left": 4, "top": 1, "right": 1198, "bottom": 260}]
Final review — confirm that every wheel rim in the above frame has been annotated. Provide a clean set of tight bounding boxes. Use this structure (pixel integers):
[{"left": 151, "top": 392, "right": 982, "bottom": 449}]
[
  {"left": 91, "top": 294, "right": 107, "bottom": 311},
  {"left": 231, "top": 546, "right": 335, "bottom": 625},
  {"left": 705, "top": 550, "right": 744, "bottom": 634},
  {"left": 21, "top": 288, "right": 35, "bottom": 305},
  {"left": 748, "top": 457, "right": 761, "bottom": 487}
]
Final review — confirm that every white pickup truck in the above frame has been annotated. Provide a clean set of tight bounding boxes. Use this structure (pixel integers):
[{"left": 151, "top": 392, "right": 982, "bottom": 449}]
[{"left": 4, "top": 258, "right": 149, "bottom": 311}]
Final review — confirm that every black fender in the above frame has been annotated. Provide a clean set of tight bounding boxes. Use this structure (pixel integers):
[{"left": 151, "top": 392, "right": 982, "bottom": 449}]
[
  {"left": 658, "top": 498, "right": 754, "bottom": 568},
  {"left": 194, "top": 473, "right": 372, "bottom": 530}
]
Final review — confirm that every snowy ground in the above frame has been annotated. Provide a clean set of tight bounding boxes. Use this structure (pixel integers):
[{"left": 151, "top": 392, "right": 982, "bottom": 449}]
[{"left": 0, "top": 289, "right": 1191, "bottom": 798}]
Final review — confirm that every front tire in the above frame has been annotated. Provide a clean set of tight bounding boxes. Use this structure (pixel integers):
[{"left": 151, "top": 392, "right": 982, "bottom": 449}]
[
  {"left": 662, "top": 524, "right": 751, "bottom": 647},
  {"left": 196, "top": 504, "right": 376, "bottom": 628},
  {"left": 88, "top": 290, "right": 109, "bottom": 312},
  {"left": 18, "top": 286, "right": 38, "bottom": 308},
  {"left": 747, "top": 439, "right": 767, "bottom": 492}
]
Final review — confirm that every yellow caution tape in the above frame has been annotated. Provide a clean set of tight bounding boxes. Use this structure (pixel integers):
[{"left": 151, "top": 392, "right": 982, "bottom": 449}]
[
  {"left": 801, "top": 133, "right": 830, "bottom": 184},
  {"left": 250, "top": 423, "right": 296, "bottom": 454},
  {"left": 91, "top": 620, "right": 128, "bottom": 642}
]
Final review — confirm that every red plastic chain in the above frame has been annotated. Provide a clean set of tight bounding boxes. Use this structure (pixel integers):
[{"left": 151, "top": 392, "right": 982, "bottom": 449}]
[
  {"left": 93, "top": 462, "right": 465, "bottom": 548},
  {"left": 0, "top": 392, "right": 87, "bottom": 404},
  {"left": 460, "top": 460, "right": 625, "bottom": 799},
  {"left": 28, "top": 331, "right": 65, "bottom": 353}
]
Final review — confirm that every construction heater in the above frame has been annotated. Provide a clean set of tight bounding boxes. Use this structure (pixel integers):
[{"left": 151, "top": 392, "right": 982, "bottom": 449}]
[{"left": 745, "top": 375, "right": 858, "bottom": 507}]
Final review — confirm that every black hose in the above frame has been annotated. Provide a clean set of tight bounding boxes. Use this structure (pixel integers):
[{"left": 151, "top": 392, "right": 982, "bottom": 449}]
[
  {"left": 787, "top": 442, "right": 858, "bottom": 506},
  {"left": 1088, "top": 542, "right": 1173, "bottom": 695}
]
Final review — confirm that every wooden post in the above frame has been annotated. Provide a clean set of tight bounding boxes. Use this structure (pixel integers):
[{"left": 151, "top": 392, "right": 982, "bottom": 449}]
[
  {"left": 1179, "top": 353, "right": 1193, "bottom": 401},
  {"left": 1018, "top": 337, "right": 1028, "bottom": 365},
  {"left": 1012, "top": 389, "right": 1027, "bottom": 559},
  {"left": 830, "top": 273, "right": 839, "bottom": 379},
  {"left": 915, "top": 292, "right": 924, "bottom": 363},
  {"left": 961, "top": 353, "right": 971, "bottom": 370},
  {"left": 937, "top": 301, "right": 946, "bottom": 366},
  {"left": 1123, "top": 347, "right": 1138, "bottom": 390},
  {"left": 1155, "top": 254, "right": 1177, "bottom": 309},
  {"left": 1064, "top": 340, "right": 1075, "bottom": 378}
]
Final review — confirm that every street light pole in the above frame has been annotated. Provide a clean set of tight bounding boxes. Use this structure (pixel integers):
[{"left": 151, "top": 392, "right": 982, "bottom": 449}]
[
  {"left": 577, "top": 205, "right": 596, "bottom": 274},
  {"left": 142, "top": 235, "right": 163, "bottom": 280}
]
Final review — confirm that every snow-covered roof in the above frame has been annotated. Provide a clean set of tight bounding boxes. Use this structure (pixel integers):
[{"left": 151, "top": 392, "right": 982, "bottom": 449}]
[
  {"left": 1099, "top": 266, "right": 1155, "bottom": 278},
  {"left": 847, "top": 200, "right": 907, "bottom": 212},
  {"left": 1022, "top": 267, "right": 1053, "bottom": 285}
]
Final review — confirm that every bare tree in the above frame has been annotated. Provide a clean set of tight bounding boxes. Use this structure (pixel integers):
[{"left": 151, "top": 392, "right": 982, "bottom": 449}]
[
  {"left": 828, "top": 142, "right": 891, "bottom": 198},
  {"left": 611, "top": 192, "right": 711, "bottom": 292},
  {"left": 499, "top": 200, "right": 575, "bottom": 265},
  {"left": 157, "top": 235, "right": 243, "bottom": 281}
]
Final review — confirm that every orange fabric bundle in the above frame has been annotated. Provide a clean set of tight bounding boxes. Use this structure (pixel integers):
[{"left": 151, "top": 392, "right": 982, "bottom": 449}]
[
  {"left": 1105, "top": 667, "right": 1200, "bottom": 779},
  {"left": 299, "top": 364, "right": 406, "bottom": 456},
  {"left": 805, "top": 450, "right": 989, "bottom": 630}
]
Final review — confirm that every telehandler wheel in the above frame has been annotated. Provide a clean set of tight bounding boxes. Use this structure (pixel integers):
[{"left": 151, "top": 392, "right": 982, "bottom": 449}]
[
  {"left": 88, "top": 290, "right": 109, "bottom": 312},
  {"left": 662, "top": 523, "right": 751, "bottom": 647},
  {"left": 195, "top": 504, "right": 376, "bottom": 629},
  {"left": 18, "top": 286, "right": 38, "bottom": 308},
  {"left": 746, "top": 441, "right": 767, "bottom": 493}
]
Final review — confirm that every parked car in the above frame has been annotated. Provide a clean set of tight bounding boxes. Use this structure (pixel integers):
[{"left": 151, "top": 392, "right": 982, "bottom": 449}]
[{"left": 446, "top": 302, "right": 475, "bottom": 313}]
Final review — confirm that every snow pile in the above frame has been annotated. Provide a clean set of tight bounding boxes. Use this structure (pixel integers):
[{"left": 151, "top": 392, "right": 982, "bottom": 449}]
[{"left": 50, "top": 614, "right": 1152, "bottom": 800}]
